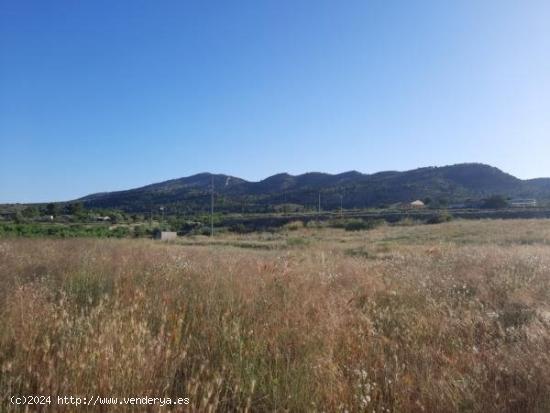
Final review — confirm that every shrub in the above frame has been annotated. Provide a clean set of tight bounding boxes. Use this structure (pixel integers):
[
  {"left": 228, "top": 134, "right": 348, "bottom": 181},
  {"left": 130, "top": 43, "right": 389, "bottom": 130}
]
[
  {"left": 327, "top": 219, "right": 347, "bottom": 228},
  {"left": 110, "top": 226, "right": 130, "bottom": 238},
  {"left": 178, "top": 220, "right": 202, "bottom": 234},
  {"left": 199, "top": 226, "right": 212, "bottom": 236},
  {"left": 306, "top": 220, "right": 325, "bottom": 229},
  {"left": 229, "top": 223, "right": 254, "bottom": 234},
  {"left": 0, "top": 223, "right": 133, "bottom": 238},
  {"left": 284, "top": 220, "right": 304, "bottom": 231},
  {"left": 344, "top": 219, "right": 367, "bottom": 231},
  {"left": 395, "top": 217, "right": 417, "bottom": 226},
  {"left": 343, "top": 219, "right": 383, "bottom": 231},
  {"left": 482, "top": 195, "right": 508, "bottom": 209},
  {"left": 286, "top": 237, "right": 310, "bottom": 247},
  {"left": 133, "top": 225, "right": 147, "bottom": 238},
  {"left": 426, "top": 212, "right": 453, "bottom": 225}
]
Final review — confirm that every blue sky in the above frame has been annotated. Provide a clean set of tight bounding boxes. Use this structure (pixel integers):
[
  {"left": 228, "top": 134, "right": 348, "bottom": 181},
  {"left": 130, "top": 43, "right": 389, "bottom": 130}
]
[{"left": 1, "top": 0, "right": 549, "bottom": 202}]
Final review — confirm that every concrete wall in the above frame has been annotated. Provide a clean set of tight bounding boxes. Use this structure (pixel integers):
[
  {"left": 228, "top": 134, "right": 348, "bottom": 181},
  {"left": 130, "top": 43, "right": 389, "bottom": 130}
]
[{"left": 158, "top": 231, "right": 177, "bottom": 241}]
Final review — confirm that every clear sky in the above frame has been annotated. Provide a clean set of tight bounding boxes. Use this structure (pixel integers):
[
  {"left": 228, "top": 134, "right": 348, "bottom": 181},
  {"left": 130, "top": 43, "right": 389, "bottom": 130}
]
[{"left": 1, "top": 0, "right": 549, "bottom": 203}]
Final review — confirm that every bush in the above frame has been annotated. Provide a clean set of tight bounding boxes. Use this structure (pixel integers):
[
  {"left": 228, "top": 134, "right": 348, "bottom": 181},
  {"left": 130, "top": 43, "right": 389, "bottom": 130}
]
[
  {"left": 178, "top": 221, "right": 202, "bottom": 234},
  {"left": 344, "top": 219, "right": 367, "bottom": 231},
  {"left": 328, "top": 219, "right": 352, "bottom": 229},
  {"left": 395, "top": 217, "right": 417, "bottom": 226},
  {"left": 110, "top": 227, "right": 130, "bottom": 238},
  {"left": 343, "top": 219, "right": 383, "bottom": 231},
  {"left": 133, "top": 225, "right": 147, "bottom": 238},
  {"left": 199, "top": 227, "right": 212, "bottom": 236},
  {"left": 426, "top": 213, "right": 453, "bottom": 225},
  {"left": 0, "top": 223, "right": 132, "bottom": 238},
  {"left": 286, "top": 237, "right": 310, "bottom": 247},
  {"left": 482, "top": 195, "right": 508, "bottom": 209},
  {"left": 306, "top": 220, "right": 325, "bottom": 229},
  {"left": 284, "top": 221, "right": 304, "bottom": 231},
  {"left": 229, "top": 223, "right": 254, "bottom": 234}
]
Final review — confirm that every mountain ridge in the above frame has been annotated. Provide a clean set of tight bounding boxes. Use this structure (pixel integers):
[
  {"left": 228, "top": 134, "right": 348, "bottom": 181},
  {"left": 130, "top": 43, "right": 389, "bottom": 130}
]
[{"left": 77, "top": 163, "right": 550, "bottom": 213}]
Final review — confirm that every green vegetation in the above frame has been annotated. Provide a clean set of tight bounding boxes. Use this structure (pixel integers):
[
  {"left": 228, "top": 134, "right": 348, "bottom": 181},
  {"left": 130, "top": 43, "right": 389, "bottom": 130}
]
[
  {"left": 426, "top": 211, "right": 453, "bottom": 224},
  {"left": 482, "top": 194, "right": 509, "bottom": 209},
  {"left": 286, "top": 236, "right": 310, "bottom": 247},
  {"left": 69, "top": 163, "right": 550, "bottom": 214},
  {"left": 344, "top": 219, "right": 369, "bottom": 231},
  {"left": 46, "top": 202, "right": 59, "bottom": 216},
  {"left": 0, "top": 223, "right": 130, "bottom": 238},
  {"left": 328, "top": 218, "right": 384, "bottom": 231},
  {"left": 283, "top": 220, "right": 305, "bottom": 231}
]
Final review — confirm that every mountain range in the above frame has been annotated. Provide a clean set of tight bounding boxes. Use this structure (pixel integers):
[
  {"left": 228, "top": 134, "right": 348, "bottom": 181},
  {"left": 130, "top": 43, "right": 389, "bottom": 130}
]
[{"left": 78, "top": 163, "right": 550, "bottom": 213}]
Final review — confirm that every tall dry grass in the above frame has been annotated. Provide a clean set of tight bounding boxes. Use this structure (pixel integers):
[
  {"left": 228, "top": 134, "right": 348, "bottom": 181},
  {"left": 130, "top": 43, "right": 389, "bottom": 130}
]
[{"left": 1, "top": 221, "right": 550, "bottom": 412}]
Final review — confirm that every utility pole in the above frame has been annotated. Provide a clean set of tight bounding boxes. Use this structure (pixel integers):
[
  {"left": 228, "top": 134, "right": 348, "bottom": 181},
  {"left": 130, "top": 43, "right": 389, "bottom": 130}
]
[
  {"left": 340, "top": 194, "right": 343, "bottom": 218},
  {"left": 160, "top": 206, "right": 165, "bottom": 225},
  {"left": 318, "top": 192, "right": 321, "bottom": 214},
  {"left": 210, "top": 176, "right": 214, "bottom": 237}
]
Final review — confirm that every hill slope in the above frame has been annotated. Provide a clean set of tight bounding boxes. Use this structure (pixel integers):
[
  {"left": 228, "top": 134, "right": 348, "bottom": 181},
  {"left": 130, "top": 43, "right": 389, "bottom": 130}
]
[{"left": 77, "top": 163, "right": 550, "bottom": 213}]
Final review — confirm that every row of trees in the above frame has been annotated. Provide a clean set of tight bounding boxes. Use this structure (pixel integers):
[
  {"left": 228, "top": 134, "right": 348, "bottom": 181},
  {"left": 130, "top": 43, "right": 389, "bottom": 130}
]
[
  {"left": 16, "top": 203, "right": 135, "bottom": 224},
  {"left": 20, "top": 202, "right": 84, "bottom": 218},
  {"left": 11, "top": 194, "right": 514, "bottom": 226}
]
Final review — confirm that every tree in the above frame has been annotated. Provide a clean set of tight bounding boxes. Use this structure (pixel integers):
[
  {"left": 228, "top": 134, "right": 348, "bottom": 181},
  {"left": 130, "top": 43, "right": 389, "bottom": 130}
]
[
  {"left": 482, "top": 195, "right": 508, "bottom": 209},
  {"left": 66, "top": 202, "right": 84, "bottom": 215},
  {"left": 45, "top": 203, "right": 59, "bottom": 216},
  {"left": 108, "top": 211, "right": 124, "bottom": 224},
  {"left": 22, "top": 206, "right": 39, "bottom": 218},
  {"left": 13, "top": 211, "right": 26, "bottom": 224},
  {"left": 427, "top": 212, "right": 453, "bottom": 224}
]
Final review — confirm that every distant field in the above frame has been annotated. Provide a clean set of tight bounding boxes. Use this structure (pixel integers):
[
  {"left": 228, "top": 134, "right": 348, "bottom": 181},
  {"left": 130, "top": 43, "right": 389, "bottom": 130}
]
[{"left": 1, "top": 220, "right": 549, "bottom": 412}]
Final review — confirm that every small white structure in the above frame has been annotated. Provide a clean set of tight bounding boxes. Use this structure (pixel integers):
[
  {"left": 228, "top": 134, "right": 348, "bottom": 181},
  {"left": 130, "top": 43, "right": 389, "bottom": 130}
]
[
  {"left": 155, "top": 231, "right": 177, "bottom": 241},
  {"left": 510, "top": 199, "right": 537, "bottom": 208},
  {"left": 410, "top": 200, "right": 425, "bottom": 208}
]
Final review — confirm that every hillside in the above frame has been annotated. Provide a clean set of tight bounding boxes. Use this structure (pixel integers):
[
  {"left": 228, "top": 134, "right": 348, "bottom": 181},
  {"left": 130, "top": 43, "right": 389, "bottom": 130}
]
[{"left": 77, "top": 163, "right": 550, "bottom": 213}]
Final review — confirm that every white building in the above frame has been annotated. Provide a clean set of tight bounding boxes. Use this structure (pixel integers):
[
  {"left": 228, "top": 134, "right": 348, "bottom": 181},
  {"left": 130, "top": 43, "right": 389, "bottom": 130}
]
[
  {"left": 155, "top": 231, "right": 178, "bottom": 241},
  {"left": 410, "top": 200, "right": 425, "bottom": 208}
]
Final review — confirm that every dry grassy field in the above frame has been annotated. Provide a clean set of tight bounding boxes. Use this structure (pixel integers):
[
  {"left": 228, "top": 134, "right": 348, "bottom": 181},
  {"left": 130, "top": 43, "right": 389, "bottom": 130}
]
[{"left": 1, "top": 219, "right": 550, "bottom": 412}]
